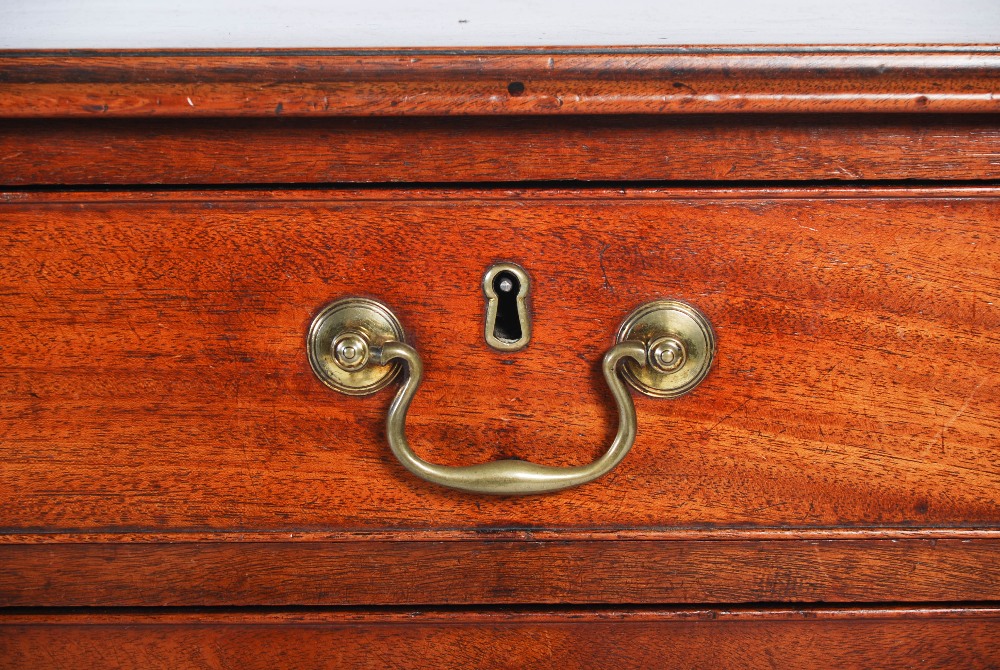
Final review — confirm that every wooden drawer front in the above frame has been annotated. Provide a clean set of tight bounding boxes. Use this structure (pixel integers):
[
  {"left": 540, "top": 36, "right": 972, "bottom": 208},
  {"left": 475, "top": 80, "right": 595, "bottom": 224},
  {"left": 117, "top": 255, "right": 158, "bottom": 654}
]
[
  {"left": 6, "top": 116, "right": 1000, "bottom": 186},
  {"left": 2, "top": 539, "right": 998, "bottom": 607},
  {"left": 2, "top": 608, "right": 999, "bottom": 669},
  {"left": 1, "top": 187, "right": 996, "bottom": 535}
]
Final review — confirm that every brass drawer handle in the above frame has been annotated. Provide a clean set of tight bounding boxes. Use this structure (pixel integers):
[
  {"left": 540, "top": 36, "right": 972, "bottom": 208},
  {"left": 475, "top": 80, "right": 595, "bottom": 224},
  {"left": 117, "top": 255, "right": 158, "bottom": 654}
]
[
  {"left": 375, "top": 338, "right": 644, "bottom": 495},
  {"left": 308, "top": 298, "right": 714, "bottom": 495}
]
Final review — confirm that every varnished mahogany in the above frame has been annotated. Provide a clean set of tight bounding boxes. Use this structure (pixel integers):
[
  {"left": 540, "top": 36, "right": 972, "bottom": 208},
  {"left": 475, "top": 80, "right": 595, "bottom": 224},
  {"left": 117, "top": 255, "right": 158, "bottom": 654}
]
[
  {"left": 5, "top": 115, "right": 1000, "bottom": 185},
  {"left": 2, "top": 539, "right": 998, "bottom": 607},
  {"left": 1, "top": 49, "right": 998, "bottom": 667},
  {"left": 2, "top": 50, "right": 999, "bottom": 117},
  {"left": 0, "top": 187, "right": 997, "bottom": 535},
  {"left": 3, "top": 608, "right": 999, "bottom": 669}
]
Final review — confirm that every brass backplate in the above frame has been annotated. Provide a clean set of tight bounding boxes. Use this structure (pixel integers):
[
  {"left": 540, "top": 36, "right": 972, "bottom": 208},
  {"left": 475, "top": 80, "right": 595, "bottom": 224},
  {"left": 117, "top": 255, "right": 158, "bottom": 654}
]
[
  {"left": 307, "top": 297, "right": 405, "bottom": 396},
  {"left": 616, "top": 300, "right": 715, "bottom": 398}
]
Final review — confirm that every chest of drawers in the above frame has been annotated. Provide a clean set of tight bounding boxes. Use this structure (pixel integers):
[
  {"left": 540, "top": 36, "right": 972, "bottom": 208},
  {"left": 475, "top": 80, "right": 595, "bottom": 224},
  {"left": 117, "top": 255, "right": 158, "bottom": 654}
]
[{"left": 1, "top": 48, "right": 999, "bottom": 667}]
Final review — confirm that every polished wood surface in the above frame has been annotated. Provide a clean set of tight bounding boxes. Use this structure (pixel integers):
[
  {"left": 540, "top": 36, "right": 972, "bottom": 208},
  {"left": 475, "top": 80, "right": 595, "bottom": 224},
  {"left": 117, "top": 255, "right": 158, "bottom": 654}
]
[
  {"left": 1, "top": 187, "right": 996, "bottom": 537},
  {"left": 5, "top": 115, "right": 1000, "bottom": 185},
  {"left": 2, "top": 50, "right": 1000, "bottom": 117},
  {"left": 2, "top": 539, "right": 998, "bottom": 606},
  {"left": 2, "top": 608, "right": 998, "bottom": 669},
  {"left": 1, "top": 48, "right": 998, "bottom": 662}
]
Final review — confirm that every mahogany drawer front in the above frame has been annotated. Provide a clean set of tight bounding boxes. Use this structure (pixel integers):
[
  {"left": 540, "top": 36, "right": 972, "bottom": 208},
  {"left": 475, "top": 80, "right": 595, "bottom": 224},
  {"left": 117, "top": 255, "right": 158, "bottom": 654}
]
[
  {"left": 1, "top": 187, "right": 996, "bottom": 532},
  {"left": 1, "top": 186, "right": 998, "bottom": 608},
  {"left": 2, "top": 608, "right": 999, "bottom": 670}
]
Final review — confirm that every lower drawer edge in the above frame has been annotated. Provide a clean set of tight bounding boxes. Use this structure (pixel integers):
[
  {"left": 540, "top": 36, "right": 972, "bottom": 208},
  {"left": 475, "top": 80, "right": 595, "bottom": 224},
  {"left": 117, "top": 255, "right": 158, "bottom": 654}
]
[
  {"left": 1, "top": 538, "right": 998, "bottom": 607},
  {"left": 2, "top": 606, "right": 998, "bottom": 669}
]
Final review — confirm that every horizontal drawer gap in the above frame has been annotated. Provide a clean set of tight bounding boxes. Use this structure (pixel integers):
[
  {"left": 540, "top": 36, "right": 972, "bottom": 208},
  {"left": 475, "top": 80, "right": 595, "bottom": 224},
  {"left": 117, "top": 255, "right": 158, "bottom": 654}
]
[
  {"left": 5, "top": 528, "right": 1000, "bottom": 544},
  {"left": 6, "top": 183, "right": 1000, "bottom": 208},
  {"left": 4, "top": 603, "right": 1000, "bottom": 624},
  {"left": 7, "top": 178, "right": 1000, "bottom": 194}
]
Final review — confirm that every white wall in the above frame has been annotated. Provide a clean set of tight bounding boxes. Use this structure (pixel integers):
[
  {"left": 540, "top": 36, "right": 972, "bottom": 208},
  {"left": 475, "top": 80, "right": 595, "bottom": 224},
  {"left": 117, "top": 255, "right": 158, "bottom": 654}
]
[{"left": 1, "top": 0, "right": 998, "bottom": 49}]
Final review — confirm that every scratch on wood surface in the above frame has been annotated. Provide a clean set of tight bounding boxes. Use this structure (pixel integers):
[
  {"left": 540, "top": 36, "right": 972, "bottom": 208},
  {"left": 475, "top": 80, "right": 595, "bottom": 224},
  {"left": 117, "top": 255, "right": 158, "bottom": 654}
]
[
  {"left": 703, "top": 397, "right": 752, "bottom": 436},
  {"left": 598, "top": 242, "right": 613, "bottom": 292},
  {"left": 938, "top": 376, "right": 987, "bottom": 450}
]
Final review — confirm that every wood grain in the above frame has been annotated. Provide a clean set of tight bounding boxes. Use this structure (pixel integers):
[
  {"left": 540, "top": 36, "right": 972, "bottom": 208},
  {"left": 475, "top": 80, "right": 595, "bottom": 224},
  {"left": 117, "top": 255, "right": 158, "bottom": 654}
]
[
  {"left": 0, "top": 187, "right": 997, "bottom": 535},
  {"left": 5, "top": 47, "right": 998, "bottom": 660},
  {"left": 2, "top": 607, "right": 998, "bottom": 669},
  {"left": 0, "top": 539, "right": 998, "bottom": 606},
  {"left": 4, "top": 115, "right": 1000, "bottom": 186},
  {"left": 1, "top": 50, "right": 999, "bottom": 117}
]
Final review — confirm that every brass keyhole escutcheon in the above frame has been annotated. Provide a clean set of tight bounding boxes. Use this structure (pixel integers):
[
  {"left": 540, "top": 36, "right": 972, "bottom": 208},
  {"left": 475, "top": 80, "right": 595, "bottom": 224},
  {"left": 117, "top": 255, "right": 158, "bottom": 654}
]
[{"left": 483, "top": 262, "right": 531, "bottom": 351}]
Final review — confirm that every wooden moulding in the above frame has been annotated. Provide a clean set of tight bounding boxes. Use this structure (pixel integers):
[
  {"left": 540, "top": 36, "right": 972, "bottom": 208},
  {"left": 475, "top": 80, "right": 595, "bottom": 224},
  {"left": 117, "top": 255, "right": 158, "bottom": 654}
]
[
  {"left": 2, "top": 607, "right": 999, "bottom": 669},
  {"left": 3, "top": 114, "right": 1000, "bottom": 185},
  {"left": 2, "top": 49, "right": 998, "bottom": 185},
  {"left": 1, "top": 539, "right": 999, "bottom": 606},
  {"left": 1, "top": 48, "right": 1000, "bottom": 117}
]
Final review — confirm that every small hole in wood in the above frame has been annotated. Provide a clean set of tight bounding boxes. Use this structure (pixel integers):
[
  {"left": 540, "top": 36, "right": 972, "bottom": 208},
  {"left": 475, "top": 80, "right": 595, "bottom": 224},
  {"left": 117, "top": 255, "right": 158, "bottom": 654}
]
[{"left": 507, "top": 81, "right": 526, "bottom": 96}]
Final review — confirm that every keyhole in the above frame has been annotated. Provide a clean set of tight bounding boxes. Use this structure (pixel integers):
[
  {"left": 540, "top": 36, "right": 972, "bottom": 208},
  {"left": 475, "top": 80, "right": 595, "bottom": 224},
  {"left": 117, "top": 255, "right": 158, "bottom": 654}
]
[
  {"left": 492, "top": 271, "right": 522, "bottom": 342},
  {"left": 483, "top": 262, "right": 531, "bottom": 351}
]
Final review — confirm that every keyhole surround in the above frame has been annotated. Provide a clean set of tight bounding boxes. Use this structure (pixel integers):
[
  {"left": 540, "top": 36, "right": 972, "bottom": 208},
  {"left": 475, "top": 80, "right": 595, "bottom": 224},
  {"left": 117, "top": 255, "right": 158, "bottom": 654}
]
[{"left": 483, "top": 262, "right": 531, "bottom": 351}]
